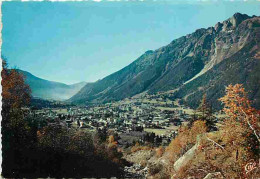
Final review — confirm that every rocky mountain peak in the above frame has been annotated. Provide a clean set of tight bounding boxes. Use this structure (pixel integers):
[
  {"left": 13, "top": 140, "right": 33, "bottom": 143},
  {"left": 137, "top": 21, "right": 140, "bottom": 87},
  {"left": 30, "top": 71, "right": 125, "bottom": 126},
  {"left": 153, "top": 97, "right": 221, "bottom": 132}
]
[
  {"left": 215, "top": 12, "right": 251, "bottom": 32},
  {"left": 144, "top": 50, "right": 154, "bottom": 54},
  {"left": 230, "top": 12, "right": 250, "bottom": 26}
]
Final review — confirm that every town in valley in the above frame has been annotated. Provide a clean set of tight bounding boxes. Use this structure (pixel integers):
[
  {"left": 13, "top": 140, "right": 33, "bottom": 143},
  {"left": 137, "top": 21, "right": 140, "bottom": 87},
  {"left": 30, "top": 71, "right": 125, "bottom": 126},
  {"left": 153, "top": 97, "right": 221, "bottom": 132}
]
[{"left": 28, "top": 92, "right": 222, "bottom": 149}]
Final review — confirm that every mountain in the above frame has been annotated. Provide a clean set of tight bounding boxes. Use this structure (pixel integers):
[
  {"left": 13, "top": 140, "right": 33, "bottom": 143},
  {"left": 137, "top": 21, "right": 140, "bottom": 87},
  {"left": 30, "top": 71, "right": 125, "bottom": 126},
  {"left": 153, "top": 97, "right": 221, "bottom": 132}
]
[
  {"left": 69, "top": 13, "right": 260, "bottom": 109},
  {"left": 18, "top": 70, "right": 87, "bottom": 100}
]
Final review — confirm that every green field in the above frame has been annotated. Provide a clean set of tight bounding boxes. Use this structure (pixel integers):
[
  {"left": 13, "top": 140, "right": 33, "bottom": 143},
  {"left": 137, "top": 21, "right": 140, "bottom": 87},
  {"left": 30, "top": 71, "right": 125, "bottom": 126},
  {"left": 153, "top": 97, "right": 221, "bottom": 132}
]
[{"left": 144, "top": 128, "right": 172, "bottom": 136}]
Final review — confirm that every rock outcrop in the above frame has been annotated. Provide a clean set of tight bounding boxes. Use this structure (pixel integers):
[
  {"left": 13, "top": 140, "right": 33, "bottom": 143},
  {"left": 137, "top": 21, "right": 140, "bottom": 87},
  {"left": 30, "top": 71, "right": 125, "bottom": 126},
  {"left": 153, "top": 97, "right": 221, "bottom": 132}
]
[
  {"left": 203, "top": 172, "right": 224, "bottom": 179},
  {"left": 173, "top": 143, "right": 199, "bottom": 172}
]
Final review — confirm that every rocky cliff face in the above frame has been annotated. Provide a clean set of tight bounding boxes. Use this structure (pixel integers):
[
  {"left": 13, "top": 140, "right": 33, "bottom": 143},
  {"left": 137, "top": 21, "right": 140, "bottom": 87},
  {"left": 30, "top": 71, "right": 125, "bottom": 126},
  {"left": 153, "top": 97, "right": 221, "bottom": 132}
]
[
  {"left": 174, "top": 14, "right": 260, "bottom": 109},
  {"left": 70, "top": 13, "right": 260, "bottom": 109}
]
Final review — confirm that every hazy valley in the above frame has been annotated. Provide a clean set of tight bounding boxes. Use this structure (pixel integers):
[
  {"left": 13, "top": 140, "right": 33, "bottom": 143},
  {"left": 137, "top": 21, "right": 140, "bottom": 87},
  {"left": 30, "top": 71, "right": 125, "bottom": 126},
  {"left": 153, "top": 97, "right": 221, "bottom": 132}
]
[
  {"left": 3, "top": 12, "right": 260, "bottom": 179},
  {"left": 18, "top": 69, "right": 87, "bottom": 100}
]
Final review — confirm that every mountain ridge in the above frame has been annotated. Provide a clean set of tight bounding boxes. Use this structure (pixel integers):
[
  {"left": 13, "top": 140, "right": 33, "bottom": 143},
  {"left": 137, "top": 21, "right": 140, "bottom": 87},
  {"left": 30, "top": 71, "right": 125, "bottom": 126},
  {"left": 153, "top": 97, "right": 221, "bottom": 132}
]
[
  {"left": 18, "top": 69, "right": 87, "bottom": 101},
  {"left": 69, "top": 13, "right": 260, "bottom": 109}
]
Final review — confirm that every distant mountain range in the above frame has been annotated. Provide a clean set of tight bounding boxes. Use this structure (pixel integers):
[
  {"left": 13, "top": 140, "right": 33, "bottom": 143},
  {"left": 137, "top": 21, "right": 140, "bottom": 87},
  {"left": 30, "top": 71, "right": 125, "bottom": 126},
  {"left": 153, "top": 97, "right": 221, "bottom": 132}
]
[
  {"left": 18, "top": 70, "right": 87, "bottom": 101},
  {"left": 69, "top": 13, "right": 260, "bottom": 110}
]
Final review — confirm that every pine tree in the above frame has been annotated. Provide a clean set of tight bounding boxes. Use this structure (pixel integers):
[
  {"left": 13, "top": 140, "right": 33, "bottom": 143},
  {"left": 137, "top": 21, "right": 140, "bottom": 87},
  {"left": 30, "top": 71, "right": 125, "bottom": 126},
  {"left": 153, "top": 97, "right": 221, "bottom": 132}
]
[{"left": 197, "top": 94, "right": 216, "bottom": 131}]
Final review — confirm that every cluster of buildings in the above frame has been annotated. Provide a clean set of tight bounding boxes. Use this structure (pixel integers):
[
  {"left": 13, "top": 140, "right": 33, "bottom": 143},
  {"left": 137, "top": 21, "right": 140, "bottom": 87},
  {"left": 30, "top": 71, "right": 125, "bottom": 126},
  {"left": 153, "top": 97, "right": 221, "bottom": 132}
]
[{"left": 28, "top": 95, "right": 193, "bottom": 147}]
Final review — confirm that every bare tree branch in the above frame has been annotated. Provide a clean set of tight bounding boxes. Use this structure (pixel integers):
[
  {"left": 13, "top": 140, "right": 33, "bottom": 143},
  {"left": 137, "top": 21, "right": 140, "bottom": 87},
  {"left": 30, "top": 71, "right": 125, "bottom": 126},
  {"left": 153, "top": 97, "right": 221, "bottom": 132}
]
[
  {"left": 206, "top": 137, "right": 225, "bottom": 150},
  {"left": 240, "top": 109, "right": 260, "bottom": 143}
]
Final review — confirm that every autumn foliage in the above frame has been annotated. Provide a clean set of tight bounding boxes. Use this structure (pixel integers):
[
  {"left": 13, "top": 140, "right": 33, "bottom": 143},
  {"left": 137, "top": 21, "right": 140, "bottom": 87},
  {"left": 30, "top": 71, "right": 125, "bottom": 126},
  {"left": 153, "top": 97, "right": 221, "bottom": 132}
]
[
  {"left": 164, "top": 84, "right": 260, "bottom": 179},
  {"left": 167, "top": 120, "right": 207, "bottom": 162},
  {"left": 156, "top": 146, "right": 165, "bottom": 158},
  {"left": 131, "top": 142, "right": 153, "bottom": 153},
  {"left": 219, "top": 84, "right": 260, "bottom": 143},
  {"left": 2, "top": 60, "right": 31, "bottom": 110}
]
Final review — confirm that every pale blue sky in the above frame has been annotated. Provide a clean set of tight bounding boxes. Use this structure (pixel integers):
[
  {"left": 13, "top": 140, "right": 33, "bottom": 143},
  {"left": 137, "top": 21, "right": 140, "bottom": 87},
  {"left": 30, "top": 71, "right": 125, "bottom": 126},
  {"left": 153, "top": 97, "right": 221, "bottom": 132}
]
[{"left": 2, "top": 0, "right": 260, "bottom": 84}]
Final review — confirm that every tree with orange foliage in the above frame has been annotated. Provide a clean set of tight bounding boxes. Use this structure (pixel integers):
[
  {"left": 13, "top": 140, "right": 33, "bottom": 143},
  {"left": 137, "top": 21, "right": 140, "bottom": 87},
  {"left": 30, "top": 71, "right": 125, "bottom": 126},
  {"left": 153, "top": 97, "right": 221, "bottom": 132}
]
[
  {"left": 108, "top": 135, "right": 118, "bottom": 147},
  {"left": 1, "top": 58, "right": 34, "bottom": 177},
  {"left": 219, "top": 84, "right": 259, "bottom": 177},
  {"left": 108, "top": 135, "right": 115, "bottom": 144},
  {"left": 2, "top": 59, "right": 31, "bottom": 111},
  {"left": 219, "top": 84, "right": 260, "bottom": 143},
  {"left": 105, "top": 135, "right": 123, "bottom": 164},
  {"left": 165, "top": 84, "right": 260, "bottom": 179}
]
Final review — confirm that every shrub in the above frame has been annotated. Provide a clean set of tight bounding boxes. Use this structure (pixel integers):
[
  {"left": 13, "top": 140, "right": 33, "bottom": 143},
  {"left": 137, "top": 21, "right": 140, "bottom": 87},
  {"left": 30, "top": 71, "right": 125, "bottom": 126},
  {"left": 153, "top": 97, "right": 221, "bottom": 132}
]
[
  {"left": 148, "top": 163, "right": 163, "bottom": 176},
  {"left": 156, "top": 146, "right": 165, "bottom": 158},
  {"left": 131, "top": 142, "right": 152, "bottom": 153}
]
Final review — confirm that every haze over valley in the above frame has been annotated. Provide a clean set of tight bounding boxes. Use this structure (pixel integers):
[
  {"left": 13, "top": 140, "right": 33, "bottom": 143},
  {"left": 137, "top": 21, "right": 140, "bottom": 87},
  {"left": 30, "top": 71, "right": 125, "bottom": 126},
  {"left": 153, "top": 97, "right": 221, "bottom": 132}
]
[{"left": 18, "top": 69, "right": 87, "bottom": 100}]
